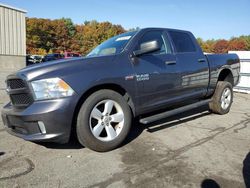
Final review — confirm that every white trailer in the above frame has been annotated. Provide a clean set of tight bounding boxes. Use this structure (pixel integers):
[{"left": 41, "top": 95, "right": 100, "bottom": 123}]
[{"left": 229, "top": 51, "right": 250, "bottom": 94}]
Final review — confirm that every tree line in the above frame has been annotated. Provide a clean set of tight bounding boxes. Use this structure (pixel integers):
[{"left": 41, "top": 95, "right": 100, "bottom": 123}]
[
  {"left": 26, "top": 18, "right": 250, "bottom": 55},
  {"left": 197, "top": 37, "right": 250, "bottom": 53},
  {"left": 26, "top": 18, "right": 125, "bottom": 55}
]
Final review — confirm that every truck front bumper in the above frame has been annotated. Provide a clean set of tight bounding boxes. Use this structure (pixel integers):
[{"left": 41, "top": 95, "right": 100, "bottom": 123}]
[{"left": 1, "top": 97, "right": 78, "bottom": 144}]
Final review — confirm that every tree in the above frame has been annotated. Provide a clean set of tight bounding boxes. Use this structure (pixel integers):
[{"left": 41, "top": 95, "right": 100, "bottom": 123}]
[
  {"left": 26, "top": 18, "right": 126, "bottom": 55},
  {"left": 128, "top": 27, "right": 140, "bottom": 31},
  {"left": 75, "top": 20, "right": 125, "bottom": 54},
  {"left": 197, "top": 38, "right": 216, "bottom": 53},
  {"left": 62, "top": 18, "right": 76, "bottom": 37},
  {"left": 26, "top": 18, "right": 54, "bottom": 53},
  {"left": 239, "top": 35, "right": 250, "bottom": 50},
  {"left": 213, "top": 40, "right": 229, "bottom": 53},
  {"left": 228, "top": 38, "right": 247, "bottom": 51},
  {"left": 197, "top": 36, "right": 250, "bottom": 53}
]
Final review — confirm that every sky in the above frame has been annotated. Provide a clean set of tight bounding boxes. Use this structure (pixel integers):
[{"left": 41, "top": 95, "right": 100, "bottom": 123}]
[{"left": 1, "top": 0, "right": 249, "bottom": 40}]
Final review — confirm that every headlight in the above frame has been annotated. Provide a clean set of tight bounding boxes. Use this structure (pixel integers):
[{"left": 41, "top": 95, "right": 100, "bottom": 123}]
[{"left": 31, "top": 78, "right": 74, "bottom": 100}]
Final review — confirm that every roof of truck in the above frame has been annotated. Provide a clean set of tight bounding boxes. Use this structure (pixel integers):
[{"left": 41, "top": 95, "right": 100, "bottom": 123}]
[{"left": 140, "top": 27, "right": 191, "bottom": 34}]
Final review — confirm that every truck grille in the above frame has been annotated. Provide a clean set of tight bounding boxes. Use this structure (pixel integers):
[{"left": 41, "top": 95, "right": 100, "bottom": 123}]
[
  {"left": 6, "top": 77, "right": 33, "bottom": 107},
  {"left": 10, "top": 93, "right": 33, "bottom": 106},
  {"left": 7, "top": 79, "right": 26, "bottom": 89}
]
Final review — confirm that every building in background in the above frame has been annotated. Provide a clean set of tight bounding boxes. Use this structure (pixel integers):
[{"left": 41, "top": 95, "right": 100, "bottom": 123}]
[{"left": 0, "top": 3, "right": 26, "bottom": 104}]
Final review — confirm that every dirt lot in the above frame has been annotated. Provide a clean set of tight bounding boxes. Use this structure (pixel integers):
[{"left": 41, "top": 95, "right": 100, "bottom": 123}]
[{"left": 0, "top": 93, "right": 250, "bottom": 188}]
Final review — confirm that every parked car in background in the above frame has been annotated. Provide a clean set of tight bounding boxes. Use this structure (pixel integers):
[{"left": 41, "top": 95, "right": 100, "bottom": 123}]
[
  {"left": 26, "top": 55, "right": 34, "bottom": 66},
  {"left": 42, "top": 53, "right": 63, "bottom": 62},
  {"left": 26, "top": 55, "right": 43, "bottom": 66},
  {"left": 31, "top": 55, "right": 43, "bottom": 63},
  {"left": 64, "top": 51, "right": 81, "bottom": 58}
]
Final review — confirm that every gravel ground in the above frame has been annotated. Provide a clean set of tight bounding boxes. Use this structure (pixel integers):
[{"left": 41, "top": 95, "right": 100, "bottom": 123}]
[{"left": 0, "top": 93, "right": 249, "bottom": 188}]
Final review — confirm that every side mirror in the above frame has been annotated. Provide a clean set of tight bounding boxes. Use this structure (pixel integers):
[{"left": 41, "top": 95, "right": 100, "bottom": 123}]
[{"left": 133, "top": 40, "right": 160, "bottom": 57}]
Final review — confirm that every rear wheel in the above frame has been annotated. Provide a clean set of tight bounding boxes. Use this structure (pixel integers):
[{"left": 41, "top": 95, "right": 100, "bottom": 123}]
[
  {"left": 209, "top": 81, "right": 233, "bottom": 114},
  {"left": 76, "top": 89, "right": 132, "bottom": 152}
]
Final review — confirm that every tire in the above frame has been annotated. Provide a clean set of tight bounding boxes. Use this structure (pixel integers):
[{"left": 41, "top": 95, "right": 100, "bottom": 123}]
[
  {"left": 209, "top": 81, "right": 233, "bottom": 114},
  {"left": 76, "top": 89, "right": 132, "bottom": 152}
]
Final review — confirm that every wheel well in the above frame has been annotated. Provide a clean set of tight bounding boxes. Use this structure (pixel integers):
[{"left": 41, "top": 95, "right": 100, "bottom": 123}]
[
  {"left": 71, "top": 84, "right": 135, "bottom": 134},
  {"left": 218, "top": 69, "right": 234, "bottom": 86}
]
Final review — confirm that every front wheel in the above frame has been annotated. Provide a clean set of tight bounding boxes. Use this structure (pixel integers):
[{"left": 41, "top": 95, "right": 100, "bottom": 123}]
[
  {"left": 209, "top": 81, "right": 233, "bottom": 114},
  {"left": 76, "top": 89, "right": 132, "bottom": 152}
]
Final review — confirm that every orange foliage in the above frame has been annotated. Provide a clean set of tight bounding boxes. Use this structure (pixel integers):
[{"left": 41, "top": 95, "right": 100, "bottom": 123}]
[
  {"left": 26, "top": 18, "right": 125, "bottom": 55},
  {"left": 213, "top": 40, "right": 229, "bottom": 53}
]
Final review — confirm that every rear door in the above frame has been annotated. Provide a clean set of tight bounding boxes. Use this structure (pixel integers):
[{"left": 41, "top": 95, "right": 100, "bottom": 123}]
[
  {"left": 168, "top": 31, "right": 209, "bottom": 99},
  {"left": 131, "top": 30, "right": 181, "bottom": 113}
]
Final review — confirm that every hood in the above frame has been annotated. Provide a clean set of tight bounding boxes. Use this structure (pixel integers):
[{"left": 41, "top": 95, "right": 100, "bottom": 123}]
[{"left": 17, "top": 56, "right": 116, "bottom": 81}]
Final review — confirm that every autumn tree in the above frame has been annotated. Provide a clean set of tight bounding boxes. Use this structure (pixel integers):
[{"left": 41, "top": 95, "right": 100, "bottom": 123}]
[
  {"left": 239, "top": 35, "right": 250, "bottom": 50},
  {"left": 228, "top": 38, "right": 247, "bottom": 51},
  {"left": 212, "top": 40, "right": 229, "bottom": 53},
  {"left": 197, "top": 36, "right": 249, "bottom": 53},
  {"left": 26, "top": 18, "right": 125, "bottom": 55},
  {"left": 78, "top": 20, "right": 125, "bottom": 54},
  {"left": 26, "top": 18, "right": 75, "bottom": 54},
  {"left": 26, "top": 18, "right": 55, "bottom": 53},
  {"left": 197, "top": 38, "right": 216, "bottom": 53}
]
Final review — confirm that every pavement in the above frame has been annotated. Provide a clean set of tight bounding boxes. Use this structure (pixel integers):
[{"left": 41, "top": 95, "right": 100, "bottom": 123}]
[{"left": 0, "top": 93, "right": 250, "bottom": 188}]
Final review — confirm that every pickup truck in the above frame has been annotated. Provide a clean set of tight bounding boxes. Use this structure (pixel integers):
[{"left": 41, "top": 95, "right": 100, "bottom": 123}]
[{"left": 1, "top": 28, "right": 240, "bottom": 152}]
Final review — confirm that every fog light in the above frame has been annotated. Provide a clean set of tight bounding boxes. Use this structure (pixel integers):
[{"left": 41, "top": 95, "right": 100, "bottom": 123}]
[{"left": 38, "top": 121, "right": 46, "bottom": 134}]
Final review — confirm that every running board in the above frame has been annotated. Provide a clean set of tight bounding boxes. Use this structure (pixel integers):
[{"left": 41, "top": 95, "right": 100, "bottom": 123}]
[{"left": 139, "top": 99, "right": 212, "bottom": 125}]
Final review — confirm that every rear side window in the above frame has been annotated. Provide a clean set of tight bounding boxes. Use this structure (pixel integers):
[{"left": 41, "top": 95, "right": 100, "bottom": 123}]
[{"left": 169, "top": 31, "right": 196, "bottom": 53}]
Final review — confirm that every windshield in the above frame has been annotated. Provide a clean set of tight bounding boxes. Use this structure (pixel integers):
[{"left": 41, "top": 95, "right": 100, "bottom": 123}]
[{"left": 87, "top": 31, "right": 137, "bottom": 57}]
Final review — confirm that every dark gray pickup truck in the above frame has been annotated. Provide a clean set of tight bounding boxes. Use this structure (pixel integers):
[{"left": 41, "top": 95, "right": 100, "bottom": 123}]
[{"left": 1, "top": 28, "right": 240, "bottom": 151}]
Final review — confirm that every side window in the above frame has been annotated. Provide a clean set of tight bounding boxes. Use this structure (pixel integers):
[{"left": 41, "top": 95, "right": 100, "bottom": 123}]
[
  {"left": 169, "top": 31, "right": 196, "bottom": 53},
  {"left": 136, "top": 31, "right": 172, "bottom": 55}
]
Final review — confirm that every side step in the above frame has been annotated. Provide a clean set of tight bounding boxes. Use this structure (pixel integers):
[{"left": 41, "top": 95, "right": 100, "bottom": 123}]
[{"left": 139, "top": 99, "right": 212, "bottom": 125}]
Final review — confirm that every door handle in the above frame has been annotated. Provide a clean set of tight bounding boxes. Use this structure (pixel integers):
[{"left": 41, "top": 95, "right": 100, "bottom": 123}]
[
  {"left": 198, "top": 58, "right": 206, "bottom": 63},
  {"left": 165, "top": 61, "right": 176, "bottom": 65}
]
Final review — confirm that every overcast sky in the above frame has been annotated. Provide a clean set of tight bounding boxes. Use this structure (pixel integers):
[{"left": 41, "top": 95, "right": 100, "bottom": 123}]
[{"left": 1, "top": 0, "right": 249, "bottom": 40}]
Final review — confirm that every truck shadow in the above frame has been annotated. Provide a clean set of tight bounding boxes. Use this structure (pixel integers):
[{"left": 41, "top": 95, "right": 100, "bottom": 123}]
[
  {"left": 39, "top": 105, "right": 210, "bottom": 150},
  {"left": 122, "top": 105, "right": 211, "bottom": 147},
  {"left": 37, "top": 135, "right": 83, "bottom": 149}
]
